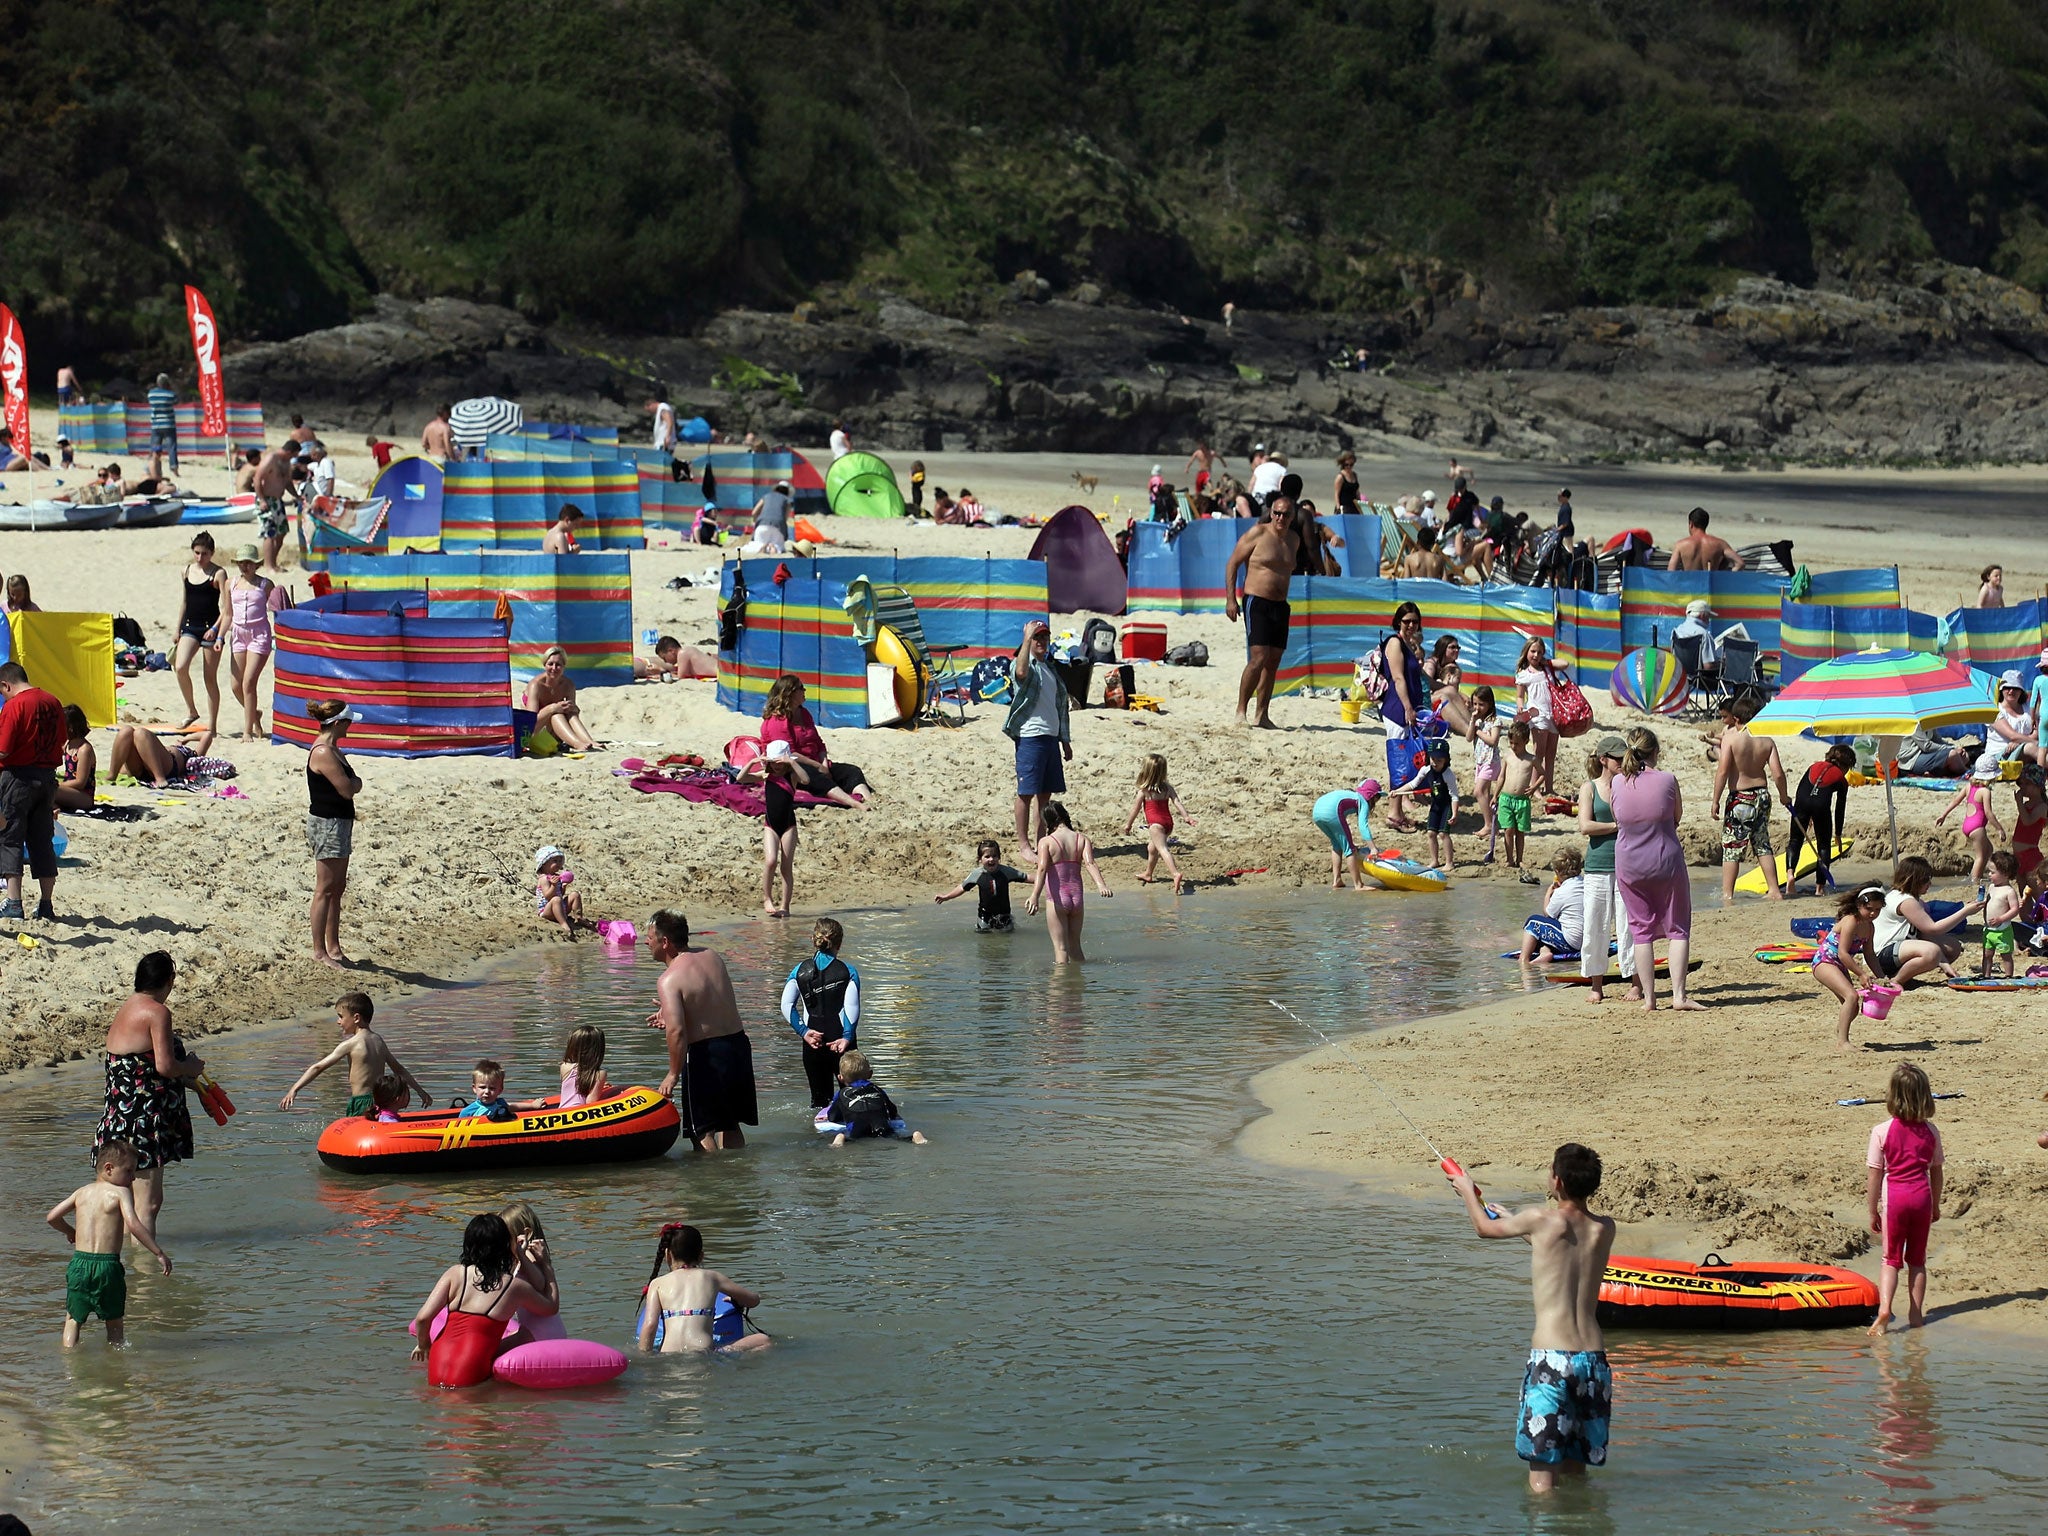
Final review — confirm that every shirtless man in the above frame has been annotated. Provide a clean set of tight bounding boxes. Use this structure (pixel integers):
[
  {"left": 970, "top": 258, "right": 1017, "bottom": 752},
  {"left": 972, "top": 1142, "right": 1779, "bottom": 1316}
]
[
  {"left": 1223, "top": 496, "right": 1301, "bottom": 728},
  {"left": 1666, "top": 508, "right": 1740, "bottom": 572},
  {"left": 541, "top": 504, "right": 584, "bottom": 555},
  {"left": 232, "top": 447, "right": 260, "bottom": 495},
  {"left": 1399, "top": 525, "right": 1450, "bottom": 580},
  {"left": 1183, "top": 441, "right": 1225, "bottom": 495},
  {"left": 420, "top": 403, "right": 455, "bottom": 461},
  {"left": 253, "top": 443, "right": 297, "bottom": 570},
  {"left": 1451, "top": 1143, "right": 1616, "bottom": 1493},
  {"left": 634, "top": 636, "right": 719, "bottom": 681},
  {"left": 648, "top": 909, "right": 758, "bottom": 1152},
  {"left": 1712, "top": 694, "right": 1792, "bottom": 900},
  {"left": 524, "top": 646, "right": 598, "bottom": 750},
  {"left": 55, "top": 364, "right": 80, "bottom": 407}
]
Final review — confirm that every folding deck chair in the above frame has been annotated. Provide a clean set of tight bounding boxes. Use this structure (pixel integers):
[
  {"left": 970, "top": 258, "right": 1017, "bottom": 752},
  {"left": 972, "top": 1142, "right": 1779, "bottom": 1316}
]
[{"left": 843, "top": 577, "right": 972, "bottom": 726}]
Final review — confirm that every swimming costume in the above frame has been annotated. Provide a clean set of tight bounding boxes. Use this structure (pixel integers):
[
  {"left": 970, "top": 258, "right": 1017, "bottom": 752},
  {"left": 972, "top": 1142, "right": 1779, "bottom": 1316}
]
[
  {"left": 1312, "top": 790, "right": 1367, "bottom": 857},
  {"left": 1868, "top": 1117, "right": 1942, "bottom": 1270},
  {"left": 1962, "top": 781, "right": 1988, "bottom": 837},
  {"left": 179, "top": 565, "right": 221, "bottom": 642},
  {"left": 1516, "top": 1349, "right": 1611, "bottom": 1467},
  {"left": 1242, "top": 593, "right": 1291, "bottom": 652},
  {"left": 678, "top": 1030, "right": 759, "bottom": 1140},
  {"left": 346, "top": 1093, "right": 374, "bottom": 1117},
  {"left": 662, "top": 1306, "right": 714, "bottom": 1319},
  {"left": 1048, "top": 858, "right": 1085, "bottom": 911},
  {"left": 964, "top": 865, "right": 1027, "bottom": 930},
  {"left": 1813, "top": 922, "right": 1866, "bottom": 972},
  {"left": 429, "top": 1272, "right": 512, "bottom": 1388},
  {"left": 764, "top": 774, "right": 797, "bottom": 835},
  {"left": 66, "top": 1250, "right": 126, "bottom": 1324},
  {"left": 1985, "top": 922, "right": 2016, "bottom": 955},
  {"left": 1143, "top": 796, "right": 1174, "bottom": 835},
  {"left": 2017, "top": 800, "right": 2046, "bottom": 877},
  {"left": 1497, "top": 792, "right": 1532, "bottom": 833}
]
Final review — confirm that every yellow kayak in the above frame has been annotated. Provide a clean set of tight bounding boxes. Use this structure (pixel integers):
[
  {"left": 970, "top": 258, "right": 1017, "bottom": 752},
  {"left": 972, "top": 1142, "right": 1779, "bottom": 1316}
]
[
  {"left": 1362, "top": 856, "right": 1448, "bottom": 893},
  {"left": 1735, "top": 838, "right": 1852, "bottom": 895}
]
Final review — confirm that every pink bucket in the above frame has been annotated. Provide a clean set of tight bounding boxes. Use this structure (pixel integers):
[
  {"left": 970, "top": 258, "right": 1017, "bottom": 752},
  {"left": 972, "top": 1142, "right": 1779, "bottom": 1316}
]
[
  {"left": 595, "top": 919, "right": 637, "bottom": 946},
  {"left": 1860, "top": 984, "right": 1902, "bottom": 1021}
]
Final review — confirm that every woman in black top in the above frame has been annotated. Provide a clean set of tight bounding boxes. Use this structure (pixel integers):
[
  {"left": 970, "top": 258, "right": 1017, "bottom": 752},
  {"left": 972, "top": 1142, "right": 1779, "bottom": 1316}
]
[
  {"left": 1333, "top": 452, "right": 1361, "bottom": 515},
  {"left": 305, "top": 699, "right": 362, "bottom": 965},
  {"left": 173, "top": 531, "right": 227, "bottom": 733}
]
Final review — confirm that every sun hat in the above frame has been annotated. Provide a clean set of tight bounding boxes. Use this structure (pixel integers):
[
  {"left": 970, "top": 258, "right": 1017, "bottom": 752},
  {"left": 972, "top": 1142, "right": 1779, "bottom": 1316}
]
[
  {"left": 1421, "top": 488, "right": 1436, "bottom": 503},
  {"left": 1253, "top": 442, "right": 1267, "bottom": 453},
  {"left": 1973, "top": 750, "right": 2003, "bottom": 782},
  {"left": 1595, "top": 733, "right": 1628, "bottom": 758},
  {"left": 1685, "top": 598, "right": 1712, "bottom": 620},
  {"left": 2000, "top": 668, "right": 2024, "bottom": 692},
  {"left": 2038, "top": 646, "right": 2048, "bottom": 667},
  {"left": 231, "top": 543, "right": 260, "bottom": 563},
  {"left": 1151, "top": 464, "right": 1161, "bottom": 474},
  {"left": 533, "top": 845, "right": 564, "bottom": 872},
  {"left": 764, "top": 739, "right": 794, "bottom": 761},
  {"left": 1356, "top": 778, "right": 1382, "bottom": 802}
]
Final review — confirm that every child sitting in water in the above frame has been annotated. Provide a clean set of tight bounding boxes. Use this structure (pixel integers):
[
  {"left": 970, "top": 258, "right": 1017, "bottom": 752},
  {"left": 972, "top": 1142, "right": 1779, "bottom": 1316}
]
[
  {"left": 822, "top": 1048, "right": 929, "bottom": 1146},
  {"left": 1498, "top": 721, "right": 1537, "bottom": 879},
  {"left": 934, "top": 839, "right": 1030, "bottom": 931},
  {"left": 457, "top": 1060, "right": 516, "bottom": 1122},
  {"left": 279, "top": 991, "right": 432, "bottom": 1116},
  {"left": 46, "top": 1140, "right": 172, "bottom": 1348},
  {"left": 636, "top": 1223, "right": 771, "bottom": 1355},
  {"left": 1393, "top": 740, "right": 1458, "bottom": 870},
  {"left": 533, "top": 845, "right": 585, "bottom": 940},
  {"left": 1516, "top": 849, "right": 1587, "bottom": 968},
  {"left": 1122, "top": 752, "right": 1196, "bottom": 894},
  {"left": 1982, "top": 851, "right": 2022, "bottom": 978}
]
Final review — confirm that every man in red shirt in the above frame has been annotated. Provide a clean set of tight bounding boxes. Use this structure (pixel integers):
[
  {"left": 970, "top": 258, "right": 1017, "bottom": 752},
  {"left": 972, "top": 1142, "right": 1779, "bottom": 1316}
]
[{"left": 0, "top": 661, "right": 67, "bottom": 920}]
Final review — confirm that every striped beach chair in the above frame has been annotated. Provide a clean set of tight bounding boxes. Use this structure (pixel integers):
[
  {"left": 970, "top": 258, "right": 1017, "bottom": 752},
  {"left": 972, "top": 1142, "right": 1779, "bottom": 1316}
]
[{"left": 844, "top": 578, "right": 972, "bottom": 726}]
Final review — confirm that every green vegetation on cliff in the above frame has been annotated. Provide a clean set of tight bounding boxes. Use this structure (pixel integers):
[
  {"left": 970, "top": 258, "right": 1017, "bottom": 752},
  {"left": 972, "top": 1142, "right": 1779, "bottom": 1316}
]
[{"left": 3, "top": 0, "right": 2046, "bottom": 368}]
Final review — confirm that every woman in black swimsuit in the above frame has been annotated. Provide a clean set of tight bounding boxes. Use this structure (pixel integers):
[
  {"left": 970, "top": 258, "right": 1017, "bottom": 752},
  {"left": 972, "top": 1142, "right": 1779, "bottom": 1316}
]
[
  {"left": 1333, "top": 452, "right": 1361, "bottom": 516},
  {"left": 173, "top": 531, "right": 227, "bottom": 733}
]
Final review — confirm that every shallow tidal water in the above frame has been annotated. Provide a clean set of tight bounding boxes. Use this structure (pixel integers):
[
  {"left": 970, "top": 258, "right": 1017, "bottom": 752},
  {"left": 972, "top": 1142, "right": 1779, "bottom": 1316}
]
[{"left": 2, "top": 886, "right": 2044, "bottom": 1535}]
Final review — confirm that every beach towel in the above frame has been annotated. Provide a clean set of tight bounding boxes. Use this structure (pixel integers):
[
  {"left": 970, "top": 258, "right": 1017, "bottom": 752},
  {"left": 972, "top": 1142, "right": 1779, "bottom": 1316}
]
[{"left": 627, "top": 770, "right": 842, "bottom": 819}]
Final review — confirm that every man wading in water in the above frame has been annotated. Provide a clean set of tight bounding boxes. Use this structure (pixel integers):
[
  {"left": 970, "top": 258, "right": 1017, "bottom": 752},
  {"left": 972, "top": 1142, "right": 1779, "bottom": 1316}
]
[
  {"left": 648, "top": 910, "right": 757, "bottom": 1152},
  {"left": 1451, "top": 1144, "right": 1616, "bottom": 1493},
  {"left": 1223, "top": 495, "right": 1301, "bottom": 728}
]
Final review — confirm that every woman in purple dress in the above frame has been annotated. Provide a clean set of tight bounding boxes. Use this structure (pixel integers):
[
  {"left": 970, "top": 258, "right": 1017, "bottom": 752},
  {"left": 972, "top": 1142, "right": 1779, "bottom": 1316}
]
[{"left": 1608, "top": 727, "right": 1703, "bottom": 1012}]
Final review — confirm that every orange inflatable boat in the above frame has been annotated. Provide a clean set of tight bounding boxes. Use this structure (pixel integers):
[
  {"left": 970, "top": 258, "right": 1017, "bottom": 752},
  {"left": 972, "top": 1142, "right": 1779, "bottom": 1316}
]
[
  {"left": 1598, "top": 1253, "right": 1879, "bottom": 1329},
  {"left": 317, "top": 1087, "right": 680, "bottom": 1174}
]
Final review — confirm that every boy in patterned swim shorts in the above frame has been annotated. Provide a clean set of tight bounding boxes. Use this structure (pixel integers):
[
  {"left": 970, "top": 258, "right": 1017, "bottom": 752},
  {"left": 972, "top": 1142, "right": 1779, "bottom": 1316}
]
[
  {"left": 46, "top": 1140, "right": 172, "bottom": 1347},
  {"left": 1450, "top": 1143, "right": 1616, "bottom": 1492}
]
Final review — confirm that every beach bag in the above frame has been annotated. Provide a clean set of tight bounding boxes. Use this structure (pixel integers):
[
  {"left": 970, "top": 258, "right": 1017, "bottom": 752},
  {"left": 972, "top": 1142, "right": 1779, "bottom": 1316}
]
[
  {"left": 1549, "top": 670, "right": 1593, "bottom": 738},
  {"left": 970, "top": 656, "right": 1013, "bottom": 703},
  {"left": 724, "top": 735, "right": 764, "bottom": 771},
  {"left": 1164, "top": 641, "right": 1208, "bottom": 667},
  {"left": 1355, "top": 642, "right": 1391, "bottom": 705},
  {"left": 1082, "top": 618, "right": 1118, "bottom": 665},
  {"left": 112, "top": 613, "right": 146, "bottom": 648}
]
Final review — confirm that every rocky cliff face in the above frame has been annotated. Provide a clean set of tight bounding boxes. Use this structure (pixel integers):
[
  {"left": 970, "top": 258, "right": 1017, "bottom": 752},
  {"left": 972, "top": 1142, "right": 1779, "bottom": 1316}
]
[{"left": 224, "top": 264, "right": 2048, "bottom": 464}]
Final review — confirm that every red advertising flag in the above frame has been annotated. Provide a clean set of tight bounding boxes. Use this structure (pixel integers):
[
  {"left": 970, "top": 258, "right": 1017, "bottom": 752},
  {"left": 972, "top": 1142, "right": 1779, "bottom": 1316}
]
[
  {"left": 0, "top": 304, "right": 28, "bottom": 463},
  {"left": 184, "top": 285, "right": 226, "bottom": 438}
]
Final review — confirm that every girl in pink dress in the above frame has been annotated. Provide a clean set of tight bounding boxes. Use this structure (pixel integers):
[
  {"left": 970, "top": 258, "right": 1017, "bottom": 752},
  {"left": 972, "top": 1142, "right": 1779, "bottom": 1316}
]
[
  {"left": 1865, "top": 1063, "right": 1943, "bottom": 1334},
  {"left": 1608, "top": 727, "right": 1701, "bottom": 1013}
]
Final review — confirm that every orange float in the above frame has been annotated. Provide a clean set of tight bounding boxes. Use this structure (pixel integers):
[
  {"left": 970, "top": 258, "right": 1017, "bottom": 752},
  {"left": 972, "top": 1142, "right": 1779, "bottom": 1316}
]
[
  {"left": 1598, "top": 1254, "right": 1878, "bottom": 1329},
  {"left": 317, "top": 1087, "right": 680, "bottom": 1174}
]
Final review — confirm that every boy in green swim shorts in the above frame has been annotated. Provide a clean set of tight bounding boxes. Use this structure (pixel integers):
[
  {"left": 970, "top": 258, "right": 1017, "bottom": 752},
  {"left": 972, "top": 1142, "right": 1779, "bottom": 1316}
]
[
  {"left": 47, "top": 1140, "right": 172, "bottom": 1347},
  {"left": 1982, "top": 851, "right": 2021, "bottom": 978},
  {"left": 280, "top": 992, "right": 432, "bottom": 1116},
  {"left": 1497, "top": 721, "right": 1537, "bottom": 877}
]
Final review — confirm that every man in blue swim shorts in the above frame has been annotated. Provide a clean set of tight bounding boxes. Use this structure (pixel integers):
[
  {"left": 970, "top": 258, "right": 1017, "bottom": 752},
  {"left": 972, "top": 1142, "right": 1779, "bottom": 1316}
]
[{"left": 1450, "top": 1142, "right": 1616, "bottom": 1492}]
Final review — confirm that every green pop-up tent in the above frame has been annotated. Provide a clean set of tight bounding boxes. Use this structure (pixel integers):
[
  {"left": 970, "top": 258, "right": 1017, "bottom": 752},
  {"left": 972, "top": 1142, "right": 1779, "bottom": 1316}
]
[{"left": 825, "top": 451, "right": 905, "bottom": 518}]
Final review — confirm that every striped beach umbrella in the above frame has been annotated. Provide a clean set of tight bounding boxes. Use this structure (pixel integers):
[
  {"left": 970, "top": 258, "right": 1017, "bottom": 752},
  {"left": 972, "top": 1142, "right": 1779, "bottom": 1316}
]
[
  {"left": 1609, "top": 645, "right": 1688, "bottom": 715},
  {"left": 449, "top": 396, "right": 522, "bottom": 450},
  {"left": 1749, "top": 647, "right": 1997, "bottom": 868}
]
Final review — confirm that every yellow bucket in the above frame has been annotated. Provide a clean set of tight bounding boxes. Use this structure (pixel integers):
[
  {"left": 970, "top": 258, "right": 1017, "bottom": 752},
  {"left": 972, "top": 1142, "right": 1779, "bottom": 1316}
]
[{"left": 1339, "top": 700, "right": 1363, "bottom": 724}]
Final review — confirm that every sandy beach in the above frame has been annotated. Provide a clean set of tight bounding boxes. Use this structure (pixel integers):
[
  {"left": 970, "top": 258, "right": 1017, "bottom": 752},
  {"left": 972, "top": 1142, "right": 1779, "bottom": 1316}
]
[{"left": 1, "top": 407, "right": 2039, "bottom": 1311}]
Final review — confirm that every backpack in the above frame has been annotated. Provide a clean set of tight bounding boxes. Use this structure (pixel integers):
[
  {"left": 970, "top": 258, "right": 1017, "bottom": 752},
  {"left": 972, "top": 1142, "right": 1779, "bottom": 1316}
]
[
  {"left": 1163, "top": 640, "right": 1208, "bottom": 668},
  {"left": 112, "top": 614, "right": 146, "bottom": 648},
  {"left": 1355, "top": 640, "right": 1391, "bottom": 704},
  {"left": 1081, "top": 617, "right": 1118, "bottom": 665}
]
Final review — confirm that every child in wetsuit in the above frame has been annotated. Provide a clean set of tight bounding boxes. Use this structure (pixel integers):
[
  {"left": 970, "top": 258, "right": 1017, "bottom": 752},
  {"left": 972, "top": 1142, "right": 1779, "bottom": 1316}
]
[
  {"left": 1393, "top": 741, "right": 1458, "bottom": 870},
  {"left": 782, "top": 917, "right": 860, "bottom": 1108},
  {"left": 46, "top": 1139, "right": 172, "bottom": 1348},
  {"left": 823, "top": 1048, "right": 929, "bottom": 1147},
  {"left": 1122, "top": 753, "right": 1196, "bottom": 893},
  {"left": 935, "top": 839, "right": 1030, "bottom": 931}
]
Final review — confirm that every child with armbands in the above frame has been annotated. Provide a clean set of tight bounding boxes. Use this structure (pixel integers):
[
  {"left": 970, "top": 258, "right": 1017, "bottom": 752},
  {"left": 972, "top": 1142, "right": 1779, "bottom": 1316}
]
[{"left": 820, "top": 1049, "right": 929, "bottom": 1147}]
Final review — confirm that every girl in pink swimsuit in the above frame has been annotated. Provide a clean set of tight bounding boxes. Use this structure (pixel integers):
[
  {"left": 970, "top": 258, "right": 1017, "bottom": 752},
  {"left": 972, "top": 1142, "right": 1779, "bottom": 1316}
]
[
  {"left": 1026, "top": 802, "right": 1113, "bottom": 963},
  {"left": 1864, "top": 1063, "right": 1943, "bottom": 1334},
  {"left": 224, "top": 545, "right": 281, "bottom": 742},
  {"left": 1935, "top": 754, "right": 2005, "bottom": 883},
  {"left": 1809, "top": 884, "right": 1883, "bottom": 1049}
]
